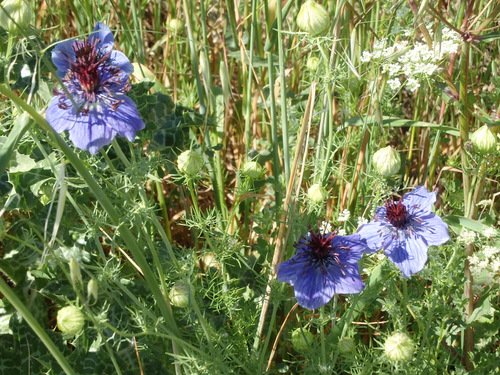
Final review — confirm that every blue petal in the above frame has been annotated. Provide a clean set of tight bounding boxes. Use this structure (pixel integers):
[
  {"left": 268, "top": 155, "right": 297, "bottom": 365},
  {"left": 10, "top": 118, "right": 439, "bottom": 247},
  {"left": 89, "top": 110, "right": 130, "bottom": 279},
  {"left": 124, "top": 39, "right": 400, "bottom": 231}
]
[
  {"left": 67, "top": 114, "right": 117, "bottom": 154},
  {"left": 90, "top": 22, "right": 115, "bottom": 52},
  {"left": 276, "top": 258, "right": 301, "bottom": 286},
  {"left": 384, "top": 234, "right": 428, "bottom": 277},
  {"left": 356, "top": 221, "right": 387, "bottom": 252},
  {"left": 332, "top": 234, "right": 368, "bottom": 261},
  {"left": 325, "top": 264, "right": 365, "bottom": 295},
  {"left": 293, "top": 267, "right": 333, "bottom": 309},
  {"left": 403, "top": 186, "right": 436, "bottom": 215},
  {"left": 46, "top": 97, "right": 77, "bottom": 132},
  {"left": 103, "top": 96, "right": 145, "bottom": 141},
  {"left": 51, "top": 39, "right": 76, "bottom": 78},
  {"left": 413, "top": 213, "right": 450, "bottom": 246},
  {"left": 109, "top": 50, "right": 133, "bottom": 75}
]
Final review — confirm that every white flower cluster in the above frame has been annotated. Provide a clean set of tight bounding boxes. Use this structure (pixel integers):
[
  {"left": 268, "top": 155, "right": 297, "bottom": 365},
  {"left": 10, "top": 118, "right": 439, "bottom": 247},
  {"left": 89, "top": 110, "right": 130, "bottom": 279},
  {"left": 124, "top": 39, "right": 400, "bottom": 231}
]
[
  {"left": 357, "top": 217, "right": 368, "bottom": 227},
  {"left": 338, "top": 209, "right": 351, "bottom": 222},
  {"left": 469, "top": 246, "right": 500, "bottom": 292},
  {"left": 482, "top": 227, "right": 498, "bottom": 239},
  {"left": 457, "top": 229, "right": 477, "bottom": 245},
  {"left": 361, "top": 28, "right": 461, "bottom": 92},
  {"left": 319, "top": 220, "right": 332, "bottom": 234}
]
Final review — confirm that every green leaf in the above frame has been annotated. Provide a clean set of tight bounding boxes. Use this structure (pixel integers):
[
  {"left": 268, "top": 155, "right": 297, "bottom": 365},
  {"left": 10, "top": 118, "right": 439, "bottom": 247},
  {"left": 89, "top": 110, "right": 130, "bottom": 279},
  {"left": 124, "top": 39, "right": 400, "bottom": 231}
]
[
  {"left": 444, "top": 215, "right": 491, "bottom": 235},
  {"left": 478, "top": 31, "right": 500, "bottom": 44},
  {"left": 0, "top": 113, "right": 32, "bottom": 176},
  {"left": 466, "top": 295, "right": 492, "bottom": 324},
  {"left": 344, "top": 115, "right": 460, "bottom": 137}
]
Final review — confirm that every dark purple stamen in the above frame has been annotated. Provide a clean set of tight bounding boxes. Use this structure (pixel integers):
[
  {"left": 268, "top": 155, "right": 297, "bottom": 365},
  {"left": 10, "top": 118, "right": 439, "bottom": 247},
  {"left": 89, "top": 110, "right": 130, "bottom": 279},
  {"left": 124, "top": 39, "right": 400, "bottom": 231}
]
[
  {"left": 385, "top": 198, "right": 408, "bottom": 229},
  {"left": 307, "top": 231, "right": 336, "bottom": 260}
]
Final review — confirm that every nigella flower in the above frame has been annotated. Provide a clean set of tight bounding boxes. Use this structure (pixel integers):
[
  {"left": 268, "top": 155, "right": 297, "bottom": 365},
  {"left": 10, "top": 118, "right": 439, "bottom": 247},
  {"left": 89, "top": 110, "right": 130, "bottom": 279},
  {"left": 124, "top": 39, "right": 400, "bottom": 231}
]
[
  {"left": 356, "top": 186, "right": 450, "bottom": 277},
  {"left": 276, "top": 230, "right": 367, "bottom": 309},
  {"left": 46, "top": 22, "right": 145, "bottom": 154}
]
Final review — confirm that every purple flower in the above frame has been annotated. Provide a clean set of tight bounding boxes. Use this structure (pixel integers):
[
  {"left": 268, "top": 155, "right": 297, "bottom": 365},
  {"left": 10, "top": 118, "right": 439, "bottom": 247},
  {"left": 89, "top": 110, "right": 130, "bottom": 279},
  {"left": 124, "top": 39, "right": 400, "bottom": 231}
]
[
  {"left": 276, "top": 231, "right": 367, "bottom": 309},
  {"left": 356, "top": 186, "right": 450, "bottom": 277},
  {"left": 46, "top": 22, "right": 145, "bottom": 154}
]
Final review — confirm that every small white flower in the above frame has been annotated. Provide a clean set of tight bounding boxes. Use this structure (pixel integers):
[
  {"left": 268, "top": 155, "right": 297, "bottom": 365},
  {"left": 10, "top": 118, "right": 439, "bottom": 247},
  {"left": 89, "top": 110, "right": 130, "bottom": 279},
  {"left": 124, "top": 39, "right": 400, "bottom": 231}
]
[
  {"left": 483, "top": 246, "right": 500, "bottom": 260},
  {"left": 482, "top": 227, "right": 497, "bottom": 239},
  {"left": 458, "top": 229, "right": 477, "bottom": 245},
  {"left": 387, "top": 78, "right": 401, "bottom": 90},
  {"left": 360, "top": 51, "right": 373, "bottom": 62},
  {"left": 319, "top": 221, "right": 332, "bottom": 234},
  {"left": 337, "top": 229, "right": 347, "bottom": 236},
  {"left": 405, "top": 78, "right": 421, "bottom": 92},
  {"left": 338, "top": 209, "right": 351, "bottom": 222},
  {"left": 357, "top": 217, "right": 369, "bottom": 227}
]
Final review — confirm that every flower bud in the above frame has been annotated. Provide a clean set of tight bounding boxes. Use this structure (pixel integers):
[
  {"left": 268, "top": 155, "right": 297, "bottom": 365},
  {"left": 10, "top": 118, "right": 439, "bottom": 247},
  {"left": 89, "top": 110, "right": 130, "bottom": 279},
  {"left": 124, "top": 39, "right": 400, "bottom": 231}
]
[
  {"left": 384, "top": 332, "right": 415, "bottom": 361},
  {"left": 338, "top": 337, "right": 355, "bottom": 354},
  {"left": 296, "top": 0, "right": 330, "bottom": 36},
  {"left": 291, "top": 328, "right": 315, "bottom": 352},
  {"left": 0, "top": 0, "right": 32, "bottom": 33},
  {"left": 306, "top": 56, "right": 320, "bottom": 71},
  {"left": 168, "top": 18, "right": 184, "bottom": 33},
  {"left": 87, "top": 278, "right": 98, "bottom": 303},
  {"left": 169, "top": 283, "right": 191, "bottom": 308},
  {"left": 57, "top": 306, "right": 85, "bottom": 335},
  {"left": 307, "top": 183, "right": 328, "bottom": 204},
  {"left": 69, "top": 258, "right": 82, "bottom": 287},
  {"left": 177, "top": 150, "right": 204, "bottom": 176},
  {"left": 470, "top": 125, "right": 497, "bottom": 154},
  {"left": 372, "top": 146, "right": 401, "bottom": 176},
  {"left": 241, "top": 161, "right": 265, "bottom": 179}
]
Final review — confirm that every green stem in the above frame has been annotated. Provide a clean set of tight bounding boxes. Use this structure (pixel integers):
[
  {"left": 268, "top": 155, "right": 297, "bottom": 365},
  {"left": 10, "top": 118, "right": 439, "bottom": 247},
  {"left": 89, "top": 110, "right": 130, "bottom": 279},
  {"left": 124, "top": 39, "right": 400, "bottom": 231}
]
[{"left": 275, "top": 0, "right": 290, "bottom": 185}]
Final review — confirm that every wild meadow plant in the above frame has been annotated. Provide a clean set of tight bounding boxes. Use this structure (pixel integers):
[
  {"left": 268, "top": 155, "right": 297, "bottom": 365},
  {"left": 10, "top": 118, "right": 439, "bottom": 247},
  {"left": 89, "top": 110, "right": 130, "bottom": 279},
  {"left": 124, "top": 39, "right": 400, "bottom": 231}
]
[{"left": 0, "top": 0, "right": 499, "bottom": 374}]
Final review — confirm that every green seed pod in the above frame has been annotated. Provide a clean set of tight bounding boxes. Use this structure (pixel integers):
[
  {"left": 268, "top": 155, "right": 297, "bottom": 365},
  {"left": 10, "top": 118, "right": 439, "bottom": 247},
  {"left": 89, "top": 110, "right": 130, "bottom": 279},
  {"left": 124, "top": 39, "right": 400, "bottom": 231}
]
[
  {"left": 372, "top": 146, "right": 401, "bottom": 176},
  {"left": 337, "top": 337, "right": 355, "bottom": 354},
  {"left": 296, "top": 0, "right": 330, "bottom": 36},
  {"left": 168, "top": 18, "right": 184, "bottom": 33},
  {"left": 307, "top": 183, "right": 328, "bottom": 204},
  {"left": 384, "top": 332, "right": 415, "bottom": 362},
  {"left": 169, "top": 283, "right": 191, "bottom": 308},
  {"left": 57, "top": 306, "right": 85, "bottom": 335},
  {"left": 177, "top": 150, "right": 204, "bottom": 176},
  {"left": 470, "top": 125, "right": 497, "bottom": 154},
  {"left": 306, "top": 56, "right": 320, "bottom": 71},
  {"left": 241, "top": 161, "right": 265, "bottom": 179},
  {"left": 0, "top": 0, "right": 32, "bottom": 33},
  {"left": 291, "top": 328, "right": 315, "bottom": 352}
]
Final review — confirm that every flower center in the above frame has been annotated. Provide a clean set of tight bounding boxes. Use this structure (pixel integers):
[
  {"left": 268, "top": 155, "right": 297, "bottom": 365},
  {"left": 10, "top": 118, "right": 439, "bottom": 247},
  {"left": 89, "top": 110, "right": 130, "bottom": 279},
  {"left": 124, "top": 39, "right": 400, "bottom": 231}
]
[
  {"left": 385, "top": 198, "right": 408, "bottom": 229},
  {"left": 66, "top": 38, "right": 111, "bottom": 102},
  {"left": 307, "top": 231, "right": 336, "bottom": 260}
]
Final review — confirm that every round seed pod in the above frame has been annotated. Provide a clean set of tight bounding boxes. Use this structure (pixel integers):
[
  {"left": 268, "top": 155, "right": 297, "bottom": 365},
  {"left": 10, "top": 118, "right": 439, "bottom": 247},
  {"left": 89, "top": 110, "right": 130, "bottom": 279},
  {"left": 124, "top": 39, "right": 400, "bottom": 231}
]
[
  {"left": 57, "top": 306, "right": 85, "bottom": 335},
  {"left": 384, "top": 332, "right": 415, "bottom": 362},
  {"left": 297, "top": 0, "right": 330, "bottom": 36}
]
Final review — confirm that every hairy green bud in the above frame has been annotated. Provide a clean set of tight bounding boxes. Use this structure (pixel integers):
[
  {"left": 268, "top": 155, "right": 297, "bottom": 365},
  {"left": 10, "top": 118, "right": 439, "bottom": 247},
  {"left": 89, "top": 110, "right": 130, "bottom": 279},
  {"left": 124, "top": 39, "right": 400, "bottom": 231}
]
[
  {"left": 470, "top": 125, "right": 497, "bottom": 154},
  {"left": 57, "top": 306, "right": 85, "bottom": 335},
  {"left": 297, "top": 0, "right": 330, "bottom": 36},
  {"left": 0, "top": 0, "right": 32, "bottom": 33},
  {"left": 177, "top": 150, "right": 204, "bottom": 176},
  {"left": 169, "top": 283, "right": 191, "bottom": 308},
  {"left": 384, "top": 332, "right": 415, "bottom": 361},
  {"left": 372, "top": 146, "right": 401, "bottom": 176},
  {"left": 291, "top": 328, "right": 315, "bottom": 352},
  {"left": 307, "top": 183, "right": 328, "bottom": 204}
]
